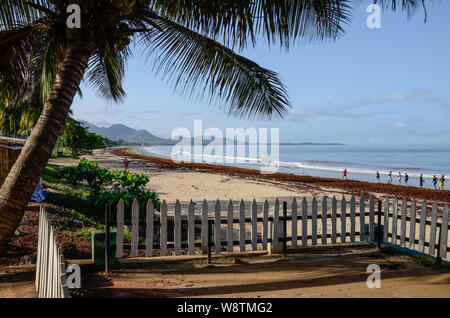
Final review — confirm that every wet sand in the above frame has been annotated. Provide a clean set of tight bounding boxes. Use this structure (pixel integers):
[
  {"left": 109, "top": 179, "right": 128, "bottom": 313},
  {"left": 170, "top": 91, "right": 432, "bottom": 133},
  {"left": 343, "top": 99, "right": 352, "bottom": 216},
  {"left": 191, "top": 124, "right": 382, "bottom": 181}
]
[{"left": 110, "top": 147, "right": 450, "bottom": 204}]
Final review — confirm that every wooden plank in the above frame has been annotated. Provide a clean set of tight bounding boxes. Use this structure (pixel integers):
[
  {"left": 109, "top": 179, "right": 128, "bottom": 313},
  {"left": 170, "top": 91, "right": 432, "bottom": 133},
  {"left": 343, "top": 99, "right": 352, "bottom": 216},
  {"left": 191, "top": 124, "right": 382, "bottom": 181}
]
[
  {"left": 331, "top": 196, "right": 337, "bottom": 244},
  {"left": 302, "top": 197, "right": 308, "bottom": 247},
  {"left": 321, "top": 197, "right": 327, "bottom": 245},
  {"left": 439, "top": 204, "right": 449, "bottom": 259},
  {"left": 360, "top": 195, "right": 365, "bottom": 241},
  {"left": 428, "top": 201, "right": 438, "bottom": 256},
  {"left": 227, "top": 200, "right": 234, "bottom": 252},
  {"left": 418, "top": 200, "right": 427, "bottom": 253},
  {"left": 251, "top": 199, "right": 258, "bottom": 251},
  {"left": 409, "top": 199, "right": 417, "bottom": 250},
  {"left": 201, "top": 200, "right": 208, "bottom": 254},
  {"left": 35, "top": 208, "right": 42, "bottom": 292},
  {"left": 341, "top": 196, "right": 346, "bottom": 243},
  {"left": 311, "top": 197, "right": 317, "bottom": 245},
  {"left": 272, "top": 199, "right": 279, "bottom": 249},
  {"left": 116, "top": 199, "right": 124, "bottom": 258},
  {"left": 160, "top": 200, "right": 168, "bottom": 256},
  {"left": 391, "top": 196, "right": 398, "bottom": 245},
  {"left": 350, "top": 195, "right": 356, "bottom": 242},
  {"left": 131, "top": 199, "right": 139, "bottom": 258},
  {"left": 400, "top": 197, "right": 407, "bottom": 247},
  {"left": 291, "top": 198, "right": 298, "bottom": 247},
  {"left": 188, "top": 200, "right": 195, "bottom": 255},
  {"left": 145, "top": 200, "right": 154, "bottom": 257},
  {"left": 239, "top": 199, "right": 246, "bottom": 252},
  {"left": 174, "top": 199, "right": 182, "bottom": 256},
  {"left": 215, "top": 200, "right": 221, "bottom": 255},
  {"left": 262, "top": 199, "right": 269, "bottom": 250},
  {"left": 383, "top": 196, "right": 389, "bottom": 243},
  {"left": 369, "top": 195, "right": 375, "bottom": 242}
]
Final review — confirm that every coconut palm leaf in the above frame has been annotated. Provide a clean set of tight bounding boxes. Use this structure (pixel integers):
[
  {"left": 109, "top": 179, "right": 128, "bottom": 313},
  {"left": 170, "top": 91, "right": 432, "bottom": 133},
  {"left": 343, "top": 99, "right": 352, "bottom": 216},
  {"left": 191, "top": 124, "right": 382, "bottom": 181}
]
[{"left": 150, "top": 0, "right": 353, "bottom": 50}]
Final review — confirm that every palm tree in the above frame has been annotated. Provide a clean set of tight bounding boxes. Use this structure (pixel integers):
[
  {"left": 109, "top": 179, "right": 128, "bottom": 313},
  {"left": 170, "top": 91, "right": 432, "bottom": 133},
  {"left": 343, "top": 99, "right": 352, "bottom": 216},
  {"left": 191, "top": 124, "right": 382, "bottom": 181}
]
[{"left": 0, "top": 0, "right": 427, "bottom": 255}]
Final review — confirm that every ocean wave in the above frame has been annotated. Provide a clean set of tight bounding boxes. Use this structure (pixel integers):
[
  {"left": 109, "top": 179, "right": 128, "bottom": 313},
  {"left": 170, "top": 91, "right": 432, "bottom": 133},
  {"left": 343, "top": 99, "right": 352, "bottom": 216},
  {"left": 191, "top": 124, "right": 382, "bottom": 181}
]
[{"left": 136, "top": 146, "right": 446, "bottom": 180}]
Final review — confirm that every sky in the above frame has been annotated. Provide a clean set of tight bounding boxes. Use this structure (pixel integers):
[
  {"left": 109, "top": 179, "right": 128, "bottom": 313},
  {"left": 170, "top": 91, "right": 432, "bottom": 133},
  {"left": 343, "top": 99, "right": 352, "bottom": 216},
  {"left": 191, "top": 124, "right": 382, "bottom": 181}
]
[{"left": 71, "top": 1, "right": 450, "bottom": 145}]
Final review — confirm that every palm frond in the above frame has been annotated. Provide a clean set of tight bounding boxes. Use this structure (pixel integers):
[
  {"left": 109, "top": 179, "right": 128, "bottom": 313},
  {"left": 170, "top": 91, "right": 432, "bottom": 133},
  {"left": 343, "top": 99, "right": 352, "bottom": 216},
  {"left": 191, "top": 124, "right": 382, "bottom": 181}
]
[
  {"left": 140, "top": 17, "right": 290, "bottom": 119},
  {"left": 86, "top": 44, "right": 127, "bottom": 103},
  {"left": 0, "top": 0, "right": 51, "bottom": 28},
  {"left": 150, "top": 0, "right": 353, "bottom": 50}
]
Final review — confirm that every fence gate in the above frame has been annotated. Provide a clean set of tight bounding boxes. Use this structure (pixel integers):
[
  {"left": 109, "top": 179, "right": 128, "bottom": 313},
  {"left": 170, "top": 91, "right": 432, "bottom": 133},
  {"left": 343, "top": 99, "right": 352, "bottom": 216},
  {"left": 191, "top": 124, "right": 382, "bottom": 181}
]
[
  {"left": 35, "top": 206, "right": 71, "bottom": 298},
  {"left": 111, "top": 195, "right": 449, "bottom": 262}
]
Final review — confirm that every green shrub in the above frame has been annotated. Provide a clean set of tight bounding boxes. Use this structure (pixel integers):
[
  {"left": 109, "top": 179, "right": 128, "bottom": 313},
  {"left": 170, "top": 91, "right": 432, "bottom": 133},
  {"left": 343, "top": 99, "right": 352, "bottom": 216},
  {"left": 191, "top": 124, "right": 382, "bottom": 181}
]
[{"left": 62, "top": 159, "right": 161, "bottom": 212}]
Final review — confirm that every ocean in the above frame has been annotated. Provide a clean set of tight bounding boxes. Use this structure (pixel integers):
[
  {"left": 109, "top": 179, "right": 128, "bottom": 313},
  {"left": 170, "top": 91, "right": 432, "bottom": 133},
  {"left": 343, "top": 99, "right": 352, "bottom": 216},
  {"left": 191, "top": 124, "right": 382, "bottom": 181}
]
[{"left": 135, "top": 144, "right": 450, "bottom": 190}]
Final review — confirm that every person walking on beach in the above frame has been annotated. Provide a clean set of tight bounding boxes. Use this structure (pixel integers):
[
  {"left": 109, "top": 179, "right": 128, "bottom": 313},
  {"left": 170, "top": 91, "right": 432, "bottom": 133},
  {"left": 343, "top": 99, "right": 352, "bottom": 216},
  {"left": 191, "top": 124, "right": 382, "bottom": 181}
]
[
  {"left": 398, "top": 172, "right": 402, "bottom": 184},
  {"left": 388, "top": 171, "right": 392, "bottom": 184},
  {"left": 342, "top": 169, "right": 347, "bottom": 180},
  {"left": 376, "top": 171, "right": 380, "bottom": 183},
  {"left": 419, "top": 174, "right": 425, "bottom": 188},
  {"left": 404, "top": 173, "right": 409, "bottom": 185},
  {"left": 439, "top": 175, "right": 445, "bottom": 190},
  {"left": 433, "top": 175, "right": 438, "bottom": 189},
  {"left": 123, "top": 157, "right": 130, "bottom": 172}
]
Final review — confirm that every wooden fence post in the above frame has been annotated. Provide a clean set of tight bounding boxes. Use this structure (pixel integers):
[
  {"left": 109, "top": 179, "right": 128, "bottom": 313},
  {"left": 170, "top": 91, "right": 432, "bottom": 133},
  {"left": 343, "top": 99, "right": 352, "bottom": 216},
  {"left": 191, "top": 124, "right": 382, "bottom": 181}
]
[
  {"left": 302, "top": 197, "right": 308, "bottom": 247},
  {"left": 239, "top": 200, "right": 246, "bottom": 252},
  {"left": 400, "top": 197, "right": 407, "bottom": 247},
  {"left": 105, "top": 203, "right": 111, "bottom": 274},
  {"left": 116, "top": 199, "right": 124, "bottom": 258},
  {"left": 383, "top": 196, "right": 389, "bottom": 243},
  {"left": 369, "top": 195, "right": 375, "bottom": 242},
  {"left": 262, "top": 199, "right": 269, "bottom": 250},
  {"left": 174, "top": 199, "right": 182, "bottom": 256},
  {"left": 360, "top": 194, "right": 365, "bottom": 241},
  {"left": 188, "top": 200, "right": 195, "bottom": 255},
  {"left": 331, "top": 196, "right": 337, "bottom": 244},
  {"left": 350, "top": 195, "right": 356, "bottom": 243},
  {"left": 409, "top": 199, "right": 417, "bottom": 250},
  {"left": 146, "top": 200, "right": 154, "bottom": 257},
  {"left": 312, "top": 197, "right": 318, "bottom": 245},
  {"left": 251, "top": 199, "right": 258, "bottom": 251},
  {"left": 439, "top": 204, "right": 449, "bottom": 260},
  {"left": 215, "top": 200, "right": 222, "bottom": 255},
  {"left": 321, "top": 197, "right": 328, "bottom": 245},
  {"left": 341, "top": 196, "right": 346, "bottom": 243},
  {"left": 292, "top": 198, "right": 298, "bottom": 247},
  {"left": 227, "top": 200, "right": 234, "bottom": 252},
  {"left": 160, "top": 200, "right": 168, "bottom": 256},
  {"left": 282, "top": 201, "right": 287, "bottom": 257},
  {"left": 130, "top": 200, "right": 139, "bottom": 258},
  {"left": 201, "top": 200, "right": 208, "bottom": 254}
]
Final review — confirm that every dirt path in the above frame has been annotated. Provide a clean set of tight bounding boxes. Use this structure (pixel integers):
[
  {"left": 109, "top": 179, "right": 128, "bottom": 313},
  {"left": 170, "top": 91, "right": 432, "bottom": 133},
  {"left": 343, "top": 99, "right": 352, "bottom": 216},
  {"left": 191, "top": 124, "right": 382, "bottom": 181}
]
[
  {"left": 0, "top": 264, "right": 37, "bottom": 298},
  {"left": 83, "top": 246, "right": 450, "bottom": 298}
]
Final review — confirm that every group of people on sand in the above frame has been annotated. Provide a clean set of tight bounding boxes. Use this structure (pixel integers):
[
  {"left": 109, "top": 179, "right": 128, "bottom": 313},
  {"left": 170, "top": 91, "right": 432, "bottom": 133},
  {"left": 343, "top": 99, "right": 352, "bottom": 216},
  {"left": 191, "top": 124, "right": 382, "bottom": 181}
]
[
  {"left": 342, "top": 169, "right": 446, "bottom": 190},
  {"left": 380, "top": 171, "right": 445, "bottom": 189}
]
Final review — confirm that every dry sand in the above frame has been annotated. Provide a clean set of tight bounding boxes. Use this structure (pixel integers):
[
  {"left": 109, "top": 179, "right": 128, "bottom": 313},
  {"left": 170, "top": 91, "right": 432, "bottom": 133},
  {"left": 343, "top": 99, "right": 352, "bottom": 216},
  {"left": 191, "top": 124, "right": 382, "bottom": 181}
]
[
  {"left": 49, "top": 148, "right": 375, "bottom": 202},
  {"left": 83, "top": 245, "right": 450, "bottom": 298}
]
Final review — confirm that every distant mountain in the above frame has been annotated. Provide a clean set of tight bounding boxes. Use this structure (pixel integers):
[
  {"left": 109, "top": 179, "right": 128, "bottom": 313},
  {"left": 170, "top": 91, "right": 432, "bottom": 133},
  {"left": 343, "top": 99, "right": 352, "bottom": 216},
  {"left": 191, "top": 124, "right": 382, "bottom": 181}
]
[
  {"left": 80, "top": 120, "right": 345, "bottom": 146},
  {"left": 80, "top": 121, "right": 174, "bottom": 145},
  {"left": 279, "top": 142, "right": 345, "bottom": 145}
]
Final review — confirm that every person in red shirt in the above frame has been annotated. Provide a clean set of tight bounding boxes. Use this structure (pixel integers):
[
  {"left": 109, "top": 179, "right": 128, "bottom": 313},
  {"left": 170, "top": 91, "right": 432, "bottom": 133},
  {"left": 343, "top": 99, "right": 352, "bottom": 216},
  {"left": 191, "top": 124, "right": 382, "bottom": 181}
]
[
  {"left": 342, "top": 169, "right": 347, "bottom": 180},
  {"left": 123, "top": 157, "right": 129, "bottom": 172}
]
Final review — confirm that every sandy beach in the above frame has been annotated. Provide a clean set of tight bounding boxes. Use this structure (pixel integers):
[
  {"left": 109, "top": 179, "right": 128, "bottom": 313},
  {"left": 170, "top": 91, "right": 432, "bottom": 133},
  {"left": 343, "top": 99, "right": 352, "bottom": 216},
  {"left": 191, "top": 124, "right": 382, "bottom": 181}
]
[{"left": 52, "top": 147, "right": 450, "bottom": 204}]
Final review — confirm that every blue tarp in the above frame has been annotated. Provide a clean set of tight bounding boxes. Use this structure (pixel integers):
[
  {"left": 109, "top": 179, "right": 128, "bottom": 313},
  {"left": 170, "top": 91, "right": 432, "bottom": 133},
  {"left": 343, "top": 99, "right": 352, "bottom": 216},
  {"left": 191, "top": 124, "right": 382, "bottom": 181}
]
[{"left": 30, "top": 177, "right": 48, "bottom": 203}]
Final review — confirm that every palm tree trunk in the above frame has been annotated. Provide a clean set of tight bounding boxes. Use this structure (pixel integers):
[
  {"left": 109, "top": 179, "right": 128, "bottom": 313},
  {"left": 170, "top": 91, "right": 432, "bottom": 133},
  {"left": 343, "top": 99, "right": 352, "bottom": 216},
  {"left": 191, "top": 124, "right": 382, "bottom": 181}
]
[{"left": 0, "top": 43, "right": 92, "bottom": 255}]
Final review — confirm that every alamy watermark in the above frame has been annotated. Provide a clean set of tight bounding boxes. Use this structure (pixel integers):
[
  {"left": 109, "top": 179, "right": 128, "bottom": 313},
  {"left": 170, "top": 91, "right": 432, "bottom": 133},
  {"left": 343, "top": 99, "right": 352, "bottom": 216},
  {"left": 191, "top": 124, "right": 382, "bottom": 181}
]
[
  {"left": 366, "top": 4, "right": 382, "bottom": 29},
  {"left": 66, "top": 263, "right": 81, "bottom": 289},
  {"left": 366, "top": 264, "right": 381, "bottom": 288},
  {"left": 66, "top": 4, "right": 81, "bottom": 29},
  {"left": 171, "top": 120, "right": 280, "bottom": 174}
]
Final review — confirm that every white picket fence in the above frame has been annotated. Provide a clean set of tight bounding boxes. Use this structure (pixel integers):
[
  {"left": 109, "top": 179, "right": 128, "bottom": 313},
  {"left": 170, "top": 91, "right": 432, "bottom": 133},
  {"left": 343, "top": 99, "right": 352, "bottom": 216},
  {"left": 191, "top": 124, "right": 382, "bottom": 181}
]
[
  {"left": 35, "top": 206, "right": 70, "bottom": 298},
  {"left": 114, "top": 195, "right": 449, "bottom": 261}
]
